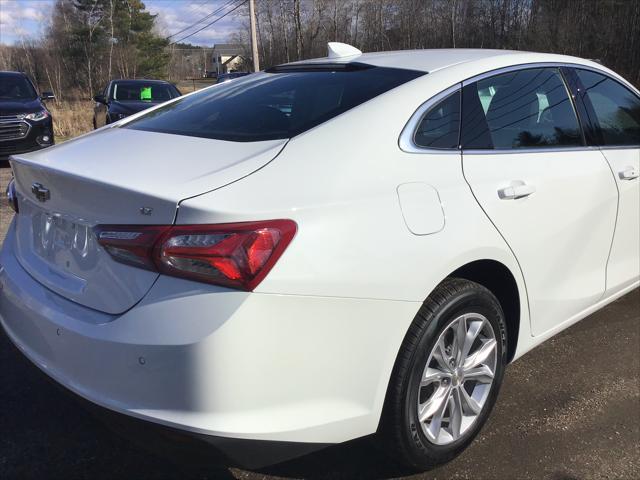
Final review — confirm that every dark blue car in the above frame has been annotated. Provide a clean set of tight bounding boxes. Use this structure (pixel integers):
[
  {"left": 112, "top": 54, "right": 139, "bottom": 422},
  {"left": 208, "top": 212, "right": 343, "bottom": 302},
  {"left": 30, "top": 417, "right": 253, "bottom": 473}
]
[
  {"left": 0, "top": 71, "right": 55, "bottom": 161},
  {"left": 93, "top": 79, "right": 181, "bottom": 129}
]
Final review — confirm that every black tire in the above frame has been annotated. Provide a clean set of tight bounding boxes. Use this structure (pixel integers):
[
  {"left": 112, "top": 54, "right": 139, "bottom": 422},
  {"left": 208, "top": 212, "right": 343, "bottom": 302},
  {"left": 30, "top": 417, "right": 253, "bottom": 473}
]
[{"left": 379, "top": 277, "right": 508, "bottom": 470}]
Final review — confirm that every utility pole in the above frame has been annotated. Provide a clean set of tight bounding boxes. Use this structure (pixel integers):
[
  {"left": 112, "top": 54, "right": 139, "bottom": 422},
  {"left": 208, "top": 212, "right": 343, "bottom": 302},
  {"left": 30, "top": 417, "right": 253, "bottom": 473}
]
[{"left": 249, "top": 0, "right": 260, "bottom": 71}]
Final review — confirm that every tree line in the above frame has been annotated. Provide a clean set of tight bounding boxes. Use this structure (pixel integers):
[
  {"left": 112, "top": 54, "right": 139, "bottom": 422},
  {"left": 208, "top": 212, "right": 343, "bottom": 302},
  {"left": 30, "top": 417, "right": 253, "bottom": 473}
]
[
  {"left": 0, "top": 0, "right": 638, "bottom": 101},
  {"left": 0, "top": 0, "right": 169, "bottom": 100},
  {"left": 236, "top": 0, "right": 640, "bottom": 86}
]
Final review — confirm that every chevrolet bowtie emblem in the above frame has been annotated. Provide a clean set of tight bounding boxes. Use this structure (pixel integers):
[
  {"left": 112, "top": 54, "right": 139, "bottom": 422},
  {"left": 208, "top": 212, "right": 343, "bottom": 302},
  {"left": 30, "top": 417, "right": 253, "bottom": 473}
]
[{"left": 31, "top": 183, "right": 50, "bottom": 202}]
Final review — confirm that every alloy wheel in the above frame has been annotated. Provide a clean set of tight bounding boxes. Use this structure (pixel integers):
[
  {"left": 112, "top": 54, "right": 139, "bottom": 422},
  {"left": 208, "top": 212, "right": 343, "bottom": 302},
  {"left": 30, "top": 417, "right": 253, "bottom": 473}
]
[{"left": 417, "top": 313, "right": 497, "bottom": 445}]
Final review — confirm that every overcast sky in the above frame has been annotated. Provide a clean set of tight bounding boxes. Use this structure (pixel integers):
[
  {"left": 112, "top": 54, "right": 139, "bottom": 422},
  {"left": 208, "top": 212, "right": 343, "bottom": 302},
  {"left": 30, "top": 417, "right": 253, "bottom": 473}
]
[{"left": 0, "top": 0, "right": 244, "bottom": 46}]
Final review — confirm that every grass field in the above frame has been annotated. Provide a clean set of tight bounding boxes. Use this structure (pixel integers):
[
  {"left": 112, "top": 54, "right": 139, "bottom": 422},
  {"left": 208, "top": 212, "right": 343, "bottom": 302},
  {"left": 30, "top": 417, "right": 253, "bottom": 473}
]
[
  {"left": 48, "top": 101, "right": 94, "bottom": 140},
  {"left": 176, "top": 78, "right": 217, "bottom": 93}
]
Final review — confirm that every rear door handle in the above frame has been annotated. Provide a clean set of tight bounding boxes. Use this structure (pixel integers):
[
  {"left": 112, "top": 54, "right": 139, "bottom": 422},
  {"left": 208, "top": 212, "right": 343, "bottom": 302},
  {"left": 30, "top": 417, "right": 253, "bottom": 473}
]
[
  {"left": 619, "top": 166, "right": 639, "bottom": 180},
  {"left": 498, "top": 181, "right": 536, "bottom": 200}
]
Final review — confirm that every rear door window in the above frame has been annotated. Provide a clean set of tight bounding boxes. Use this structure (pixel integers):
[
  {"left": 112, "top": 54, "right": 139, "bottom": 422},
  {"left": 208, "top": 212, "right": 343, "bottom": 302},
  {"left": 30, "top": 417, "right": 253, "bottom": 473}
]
[
  {"left": 461, "top": 68, "right": 583, "bottom": 149},
  {"left": 574, "top": 69, "right": 640, "bottom": 146},
  {"left": 125, "top": 65, "right": 424, "bottom": 142}
]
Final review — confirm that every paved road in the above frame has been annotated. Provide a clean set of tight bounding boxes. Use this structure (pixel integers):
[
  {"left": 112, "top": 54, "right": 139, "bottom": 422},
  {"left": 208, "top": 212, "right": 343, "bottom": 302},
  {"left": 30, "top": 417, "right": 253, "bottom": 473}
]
[{"left": 1, "top": 164, "right": 639, "bottom": 479}]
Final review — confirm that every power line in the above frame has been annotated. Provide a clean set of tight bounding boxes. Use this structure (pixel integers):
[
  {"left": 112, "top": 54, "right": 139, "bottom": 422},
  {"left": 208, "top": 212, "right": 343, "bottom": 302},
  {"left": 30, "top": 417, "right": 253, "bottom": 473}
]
[
  {"left": 167, "top": 0, "right": 238, "bottom": 40},
  {"left": 167, "top": 0, "right": 234, "bottom": 40},
  {"left": 192, "top": 0, "right": 214, "bottom": 8},
  {"left": 168, "top": 0, "right": 235, "bottom": 40},
  {"left": 185, "top": 0, "right": 216, "bottom": 17},
  {"left": 170, "top": 0, "right": 247, "bottom": 46}
]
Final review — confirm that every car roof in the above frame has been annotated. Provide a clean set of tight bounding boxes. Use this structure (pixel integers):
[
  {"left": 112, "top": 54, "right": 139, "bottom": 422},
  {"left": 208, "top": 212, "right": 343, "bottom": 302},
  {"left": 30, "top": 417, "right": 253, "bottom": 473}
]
[
  {"left": 111, "top": 79, "right": 171, "bottom": 84},
  {"left": 288, "top": 48, "right": 595, "bottom": 73},
  {"left": 283, "top": 46, "right": 640, "bottom": 99},
  {"left": 0, "top": 71, "right": 28, "bottom": 77}
]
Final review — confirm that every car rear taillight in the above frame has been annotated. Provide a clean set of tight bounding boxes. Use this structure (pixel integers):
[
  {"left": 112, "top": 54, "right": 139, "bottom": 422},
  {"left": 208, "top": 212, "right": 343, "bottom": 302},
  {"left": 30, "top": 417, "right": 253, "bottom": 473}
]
[
  {"left": 94, "top": 220, "right": 297, "bottom": 291},
  {"left": 95, "top": 226, "right": 171, "bottom": 270}
]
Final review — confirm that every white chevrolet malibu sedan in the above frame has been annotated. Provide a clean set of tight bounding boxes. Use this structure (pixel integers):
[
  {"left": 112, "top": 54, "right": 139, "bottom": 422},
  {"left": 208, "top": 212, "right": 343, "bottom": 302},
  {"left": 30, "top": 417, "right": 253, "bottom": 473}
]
[{"left": 1, "top": 44, "right": 639, "bottom": 469}]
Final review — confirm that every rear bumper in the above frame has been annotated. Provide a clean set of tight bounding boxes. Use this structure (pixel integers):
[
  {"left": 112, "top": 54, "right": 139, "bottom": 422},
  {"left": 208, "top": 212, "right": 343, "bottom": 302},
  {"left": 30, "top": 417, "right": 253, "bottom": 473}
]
[
  {"left": 0, "top": 220, "right": 420, "bottom": 454},
  {"left": 0, "top": 336, "right": 326, "bottom": 469}
]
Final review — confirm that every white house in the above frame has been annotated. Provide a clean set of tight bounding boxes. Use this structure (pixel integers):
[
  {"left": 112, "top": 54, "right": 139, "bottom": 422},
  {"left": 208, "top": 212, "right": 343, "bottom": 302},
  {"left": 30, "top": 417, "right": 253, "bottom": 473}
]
[{"left": 211, "top": 44, "right": 248, "bottom": 76}]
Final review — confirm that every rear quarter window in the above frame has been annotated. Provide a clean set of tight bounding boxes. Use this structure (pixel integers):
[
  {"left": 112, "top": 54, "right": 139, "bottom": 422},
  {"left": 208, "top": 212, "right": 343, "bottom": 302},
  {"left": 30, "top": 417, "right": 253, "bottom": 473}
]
[
  {"left": 414, "top": 90, "right": 460, "bottom": 149},
  {"left": 124, "top": 65, "right": 424, "bottom": 142}
]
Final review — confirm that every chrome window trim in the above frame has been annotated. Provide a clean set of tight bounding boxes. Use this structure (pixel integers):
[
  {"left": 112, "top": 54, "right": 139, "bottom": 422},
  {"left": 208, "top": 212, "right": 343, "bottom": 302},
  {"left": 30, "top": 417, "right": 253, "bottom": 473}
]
[
  {"left": 463, "top": 145, "right": 640, "bottom": 154},
  {"left": 462, "top": 146, "right": 601, "bottom": 155},
  {"left": 461, "top": 62, "right": 640, "bottom": 95},
  {"left": 598, "top": 145, "right": 640, "bottom": 151},
  {"left": 399, "top": 83, "right": 462, "bottom": 154}
]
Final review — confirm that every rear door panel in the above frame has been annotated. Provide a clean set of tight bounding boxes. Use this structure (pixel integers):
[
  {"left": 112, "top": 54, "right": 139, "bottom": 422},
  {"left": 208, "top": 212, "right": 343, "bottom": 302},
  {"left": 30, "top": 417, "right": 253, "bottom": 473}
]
[
  {"left": 564, "top": 67, "right": 640, "bottom": 294},
  {"left": 463, "top": 150, "right": 618, "bottom": 336},
  {"left": 460, "top": 66, "right": 618, "bottom": 336},
  {"left": 600, "top": 148, "right": 640, "bottom": 293}
]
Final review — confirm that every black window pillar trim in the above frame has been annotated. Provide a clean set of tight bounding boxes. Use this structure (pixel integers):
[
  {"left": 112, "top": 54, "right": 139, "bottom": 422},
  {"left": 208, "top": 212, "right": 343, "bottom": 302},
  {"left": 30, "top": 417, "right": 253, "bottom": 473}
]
[{"left": 560, "top": 67, "right": 603, "bottom": 146}]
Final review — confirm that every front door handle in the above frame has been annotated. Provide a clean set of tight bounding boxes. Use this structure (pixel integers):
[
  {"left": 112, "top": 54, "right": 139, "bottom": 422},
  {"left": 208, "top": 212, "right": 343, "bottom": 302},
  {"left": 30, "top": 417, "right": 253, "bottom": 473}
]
[
  {"left": 498, "top": 181, "right": 536, "bottom": 200},
  {"left": 619, "top": 166, "right": 639, "bottom": 180}
]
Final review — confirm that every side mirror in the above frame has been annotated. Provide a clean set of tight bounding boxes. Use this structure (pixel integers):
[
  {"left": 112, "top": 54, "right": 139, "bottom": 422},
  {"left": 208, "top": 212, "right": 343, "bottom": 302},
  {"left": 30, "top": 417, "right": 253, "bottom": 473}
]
[
  {"left": 41, "top": 91, "right": 55, "bottom": 101},
  {"left": 93, "top": 94, "right": 106, "bottom": 104}
]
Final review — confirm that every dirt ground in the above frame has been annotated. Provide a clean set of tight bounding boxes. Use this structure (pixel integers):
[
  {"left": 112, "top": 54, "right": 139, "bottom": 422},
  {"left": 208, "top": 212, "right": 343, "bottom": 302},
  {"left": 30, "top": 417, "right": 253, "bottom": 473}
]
[{"left": 0, "top": 164, "right": 638, "bottom": 480}]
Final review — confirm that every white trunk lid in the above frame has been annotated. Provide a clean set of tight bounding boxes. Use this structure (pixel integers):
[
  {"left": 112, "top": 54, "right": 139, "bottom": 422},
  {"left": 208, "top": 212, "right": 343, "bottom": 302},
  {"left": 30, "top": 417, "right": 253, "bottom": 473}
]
[{"left": 9, "top": 127, "right": 286, "bottom": 314}]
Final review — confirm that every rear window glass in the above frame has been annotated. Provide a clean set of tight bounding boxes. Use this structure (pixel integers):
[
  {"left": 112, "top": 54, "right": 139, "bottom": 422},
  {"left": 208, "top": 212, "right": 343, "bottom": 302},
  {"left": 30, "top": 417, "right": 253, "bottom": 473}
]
[
  {"left": 125, "top": 65, "right": 424, "bottom": 142},
  {"left": 112, "top": 83, "right": 178, "bottom": 102}
]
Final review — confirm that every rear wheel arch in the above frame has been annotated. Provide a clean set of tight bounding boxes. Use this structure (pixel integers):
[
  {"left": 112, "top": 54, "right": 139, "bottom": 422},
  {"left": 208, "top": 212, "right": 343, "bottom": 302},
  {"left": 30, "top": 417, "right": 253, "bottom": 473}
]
[
  {"left": 448, "top": 260, "right": 520, "bottom": 363},
  {"left": 378, "top": 277, "right": 508, "bottom": 468}
]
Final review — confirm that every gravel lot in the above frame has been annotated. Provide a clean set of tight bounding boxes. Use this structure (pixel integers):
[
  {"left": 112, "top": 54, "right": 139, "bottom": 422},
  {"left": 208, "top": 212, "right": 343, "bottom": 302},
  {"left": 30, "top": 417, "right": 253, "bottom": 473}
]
[{"left": 0, "top": 163, "right": 639, "bottom": 479}]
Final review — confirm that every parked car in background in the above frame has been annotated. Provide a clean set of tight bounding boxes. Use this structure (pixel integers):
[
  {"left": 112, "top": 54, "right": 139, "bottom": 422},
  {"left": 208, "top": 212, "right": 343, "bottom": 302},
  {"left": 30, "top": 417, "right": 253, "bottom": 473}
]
[
  {"left": 216, "top": 72, "right": 251, "bottom": 83},
  {"left": 0, "top": 71, "right": 55, "bottom": 161},
  {"left": 2, "top": 45, "right": 639, "bottom": 470},
  {"left": 93, "top": 79, "right": 181, "bottom": 128}
]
